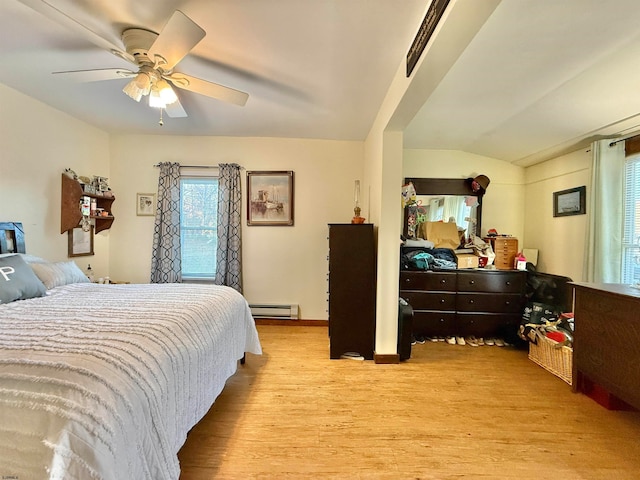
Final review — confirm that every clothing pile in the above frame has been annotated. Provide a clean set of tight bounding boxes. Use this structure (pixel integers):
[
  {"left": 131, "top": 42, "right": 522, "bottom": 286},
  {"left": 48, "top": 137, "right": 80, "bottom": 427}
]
[
  {"left": 519, "top": 302, "right": 574, "bottom": 348},
  {"left": 401, "top": 247, "right": 457, "bottom": 271}
]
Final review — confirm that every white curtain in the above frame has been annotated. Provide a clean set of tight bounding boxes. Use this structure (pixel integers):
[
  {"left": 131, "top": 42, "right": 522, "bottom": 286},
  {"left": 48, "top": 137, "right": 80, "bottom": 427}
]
[{"left": 583, "top": 139, "right": 625, "bottom": 283}]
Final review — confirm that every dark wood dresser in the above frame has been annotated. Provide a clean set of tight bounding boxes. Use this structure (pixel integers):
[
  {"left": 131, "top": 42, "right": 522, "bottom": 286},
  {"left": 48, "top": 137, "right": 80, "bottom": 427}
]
[
  {"left": 400, "top": 269, "right": 525, "bottom": 339},
  {"left": 328, "top": 224, "right": 376, "bottom": 359},
  {"left": 572, "top": 283, "right": 640, "bottom": 410}
]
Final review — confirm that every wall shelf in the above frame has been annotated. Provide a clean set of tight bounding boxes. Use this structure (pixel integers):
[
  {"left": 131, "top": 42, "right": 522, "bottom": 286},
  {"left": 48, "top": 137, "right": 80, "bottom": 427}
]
[{"left": 60, "top": 174, "right": 115, "bottom": 234}]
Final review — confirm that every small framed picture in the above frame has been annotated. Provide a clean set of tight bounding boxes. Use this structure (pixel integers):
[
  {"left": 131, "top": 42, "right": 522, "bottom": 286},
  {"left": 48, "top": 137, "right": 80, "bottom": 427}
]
[
  {"left": 553, "top": 186, "right": 586, "bottom": 217},
  {"left": 68, "top": 226, "right": 94, "bottom": 257},
  {"left": 247, "top": 171, "right": 294, "bottom": 226},
  {"left": 136, "top": 193, "right": 156, "bottom": 216}
]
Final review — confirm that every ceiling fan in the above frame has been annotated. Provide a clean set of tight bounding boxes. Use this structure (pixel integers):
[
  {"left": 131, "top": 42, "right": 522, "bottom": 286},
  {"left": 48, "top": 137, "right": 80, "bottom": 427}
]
[{"left": 22, "top": 0, "right": 249, "bottom": 119}]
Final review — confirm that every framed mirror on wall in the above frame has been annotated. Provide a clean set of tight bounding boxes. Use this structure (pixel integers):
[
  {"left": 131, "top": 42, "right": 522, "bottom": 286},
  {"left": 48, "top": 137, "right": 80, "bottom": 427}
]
[{"left": 403, "top": 177, "right": 486, "bottom": 241}]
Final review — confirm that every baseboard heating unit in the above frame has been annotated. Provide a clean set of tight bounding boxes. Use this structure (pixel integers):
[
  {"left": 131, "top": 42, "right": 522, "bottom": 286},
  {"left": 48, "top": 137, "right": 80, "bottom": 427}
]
[{"left": 249, "top": 303, "right": 299, "bottom": 320}]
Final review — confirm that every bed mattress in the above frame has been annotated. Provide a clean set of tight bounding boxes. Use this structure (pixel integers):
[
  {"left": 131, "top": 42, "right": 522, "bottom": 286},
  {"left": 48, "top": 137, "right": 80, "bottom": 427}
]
[{"left": 0, "top": 282, "right": 261, "bottom": 479}]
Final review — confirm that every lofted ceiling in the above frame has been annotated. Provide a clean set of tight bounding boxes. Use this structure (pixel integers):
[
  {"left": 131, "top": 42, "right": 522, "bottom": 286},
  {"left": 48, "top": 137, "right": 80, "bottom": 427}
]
[
  {"left": 2, "top": 0, "right": 640, "bottom": 167},
  {"left": 0, "top": 0, "right": 427, "bottom": 140}
]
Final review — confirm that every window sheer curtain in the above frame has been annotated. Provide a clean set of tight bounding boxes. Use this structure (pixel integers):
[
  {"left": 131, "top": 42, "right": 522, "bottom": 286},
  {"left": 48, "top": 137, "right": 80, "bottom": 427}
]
[
  {"left": 150, "top": 162, "right": 182, "bottom": 283},
  {"left": 215, "top": 163, "right": 243, "bottom": 292},
  {"left": 583, "top": 139, "right": 625, "bottom": 283}
]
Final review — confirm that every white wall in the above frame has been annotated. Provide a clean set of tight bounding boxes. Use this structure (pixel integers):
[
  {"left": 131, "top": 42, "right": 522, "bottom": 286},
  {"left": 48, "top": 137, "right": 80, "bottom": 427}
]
[
  {"left": 524, "top": 148, "right": 591, "bottom": 280},
  {"left": 0, "top": 84, "right": 111, "bottom": 274},
  {"left": 403, "top": 149, "right": 526, "bottom": 240},
  {"left": 109, "top": 134, "right": 364, "bottom": 320}
]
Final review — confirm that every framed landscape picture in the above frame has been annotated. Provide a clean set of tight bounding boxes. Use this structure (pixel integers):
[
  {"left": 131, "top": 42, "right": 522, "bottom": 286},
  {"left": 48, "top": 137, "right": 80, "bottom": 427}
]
[
  {"left": 553, "top": 186, "right": 586, "bottom": 217},
  {"left": 247, "top": 171, "right": 294, "bottom": 226}
]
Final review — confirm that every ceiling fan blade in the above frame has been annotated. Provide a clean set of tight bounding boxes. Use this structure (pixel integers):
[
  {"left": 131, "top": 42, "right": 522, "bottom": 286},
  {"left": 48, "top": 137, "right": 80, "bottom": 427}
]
[
  {"left": 166, "top": 72, "right": 249, "bottom": 107},
  {"left": 18, "top": 0, "right": 135, "bottom": 64},
  {"left": 52, "top": 68, "right": 135, "bottom": 82},
  {"left": 147, "top": 10, "right": 205, "bottom": 71},
  {"left": 164, "top": 97, "right": 188, "bottom": 118}
]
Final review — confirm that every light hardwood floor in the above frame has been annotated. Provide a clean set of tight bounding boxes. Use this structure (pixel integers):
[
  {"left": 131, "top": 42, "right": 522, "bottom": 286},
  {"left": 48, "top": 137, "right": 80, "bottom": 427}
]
[{"left": 178, "top": 326, "right": 640, "bottom": 479}]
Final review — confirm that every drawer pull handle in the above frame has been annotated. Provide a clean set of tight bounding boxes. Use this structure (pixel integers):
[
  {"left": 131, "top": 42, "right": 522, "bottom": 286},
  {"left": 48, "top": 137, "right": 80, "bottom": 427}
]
[
  {"left": 440, "top": 279, "right": 446, "bottom": 284},
  {"left": 505, "top": 301, "right": 510, "bottom": 306},
  {"left": 506, "top": 281, "right": 511, "bottom": 286},
  {"left": 469, "top": 299, "right": 474, "bottom": 304},
  {"left": 469, "top": 280, "right": 475, "bottom": 285},
  {"left": 440, "top": 299, "right": 445, "bottom": 303}
]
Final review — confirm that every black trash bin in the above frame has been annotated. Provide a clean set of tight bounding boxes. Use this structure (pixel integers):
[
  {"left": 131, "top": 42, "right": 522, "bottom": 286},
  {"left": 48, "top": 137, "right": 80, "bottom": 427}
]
[{"left": 398, "top": 298, "right": 414, "bottom": 361}]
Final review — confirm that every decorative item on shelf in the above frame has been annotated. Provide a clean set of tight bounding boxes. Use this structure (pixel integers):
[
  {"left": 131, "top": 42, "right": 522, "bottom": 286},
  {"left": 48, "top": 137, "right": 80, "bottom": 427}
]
[
  {"left": 351, "top": 180, "right": 365, "bottom": 224},
  {"left": 92, "top": 176, "right": 111, "bottom": 195}
]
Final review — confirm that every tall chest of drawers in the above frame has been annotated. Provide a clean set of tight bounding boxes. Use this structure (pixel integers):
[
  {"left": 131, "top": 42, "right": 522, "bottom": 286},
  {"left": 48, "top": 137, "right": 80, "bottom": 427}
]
[
  {"left": 328, "top": 224, "right": 376, "bottom": 359},
  {"left": 400, "top": 269, "right": 525, "bottom": 339}
]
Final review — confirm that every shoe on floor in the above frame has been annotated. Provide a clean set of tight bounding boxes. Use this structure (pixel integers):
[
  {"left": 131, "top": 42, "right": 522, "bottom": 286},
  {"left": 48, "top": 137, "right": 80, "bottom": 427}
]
[
  {"left": 494, "top": 338, "right": 505, "bottom": 347},
  {"left": 465, "top": 336, "right": 479, "bottom": 347},
  {"left": 477, "top": 337, "right": 485, "bottom": 346},
  {"left": 455, "top": 336, "right": 466, "bottom": 346},
  {"left": 446, "top": 336, "right": 456, "bottom": 345},
  {"left": 485, "top": 338, "right": 495, "bottom": 346},
  {"left": 430, "top": 337, "right": 439, "bottom": 342},
  {"left": 415, "top": 336, "right": 426, "bottom": 344}
]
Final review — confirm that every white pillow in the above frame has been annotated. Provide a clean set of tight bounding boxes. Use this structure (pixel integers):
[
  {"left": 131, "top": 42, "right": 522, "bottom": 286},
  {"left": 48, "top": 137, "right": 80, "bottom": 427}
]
[{"left": 30, "top": 261, "right": 90, "bottom": 289}]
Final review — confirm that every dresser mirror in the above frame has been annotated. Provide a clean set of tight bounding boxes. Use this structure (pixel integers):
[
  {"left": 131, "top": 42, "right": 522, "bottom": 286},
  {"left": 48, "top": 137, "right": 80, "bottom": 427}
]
[{"left": 403, "top": 177, "right": 484, "bottom": 239}]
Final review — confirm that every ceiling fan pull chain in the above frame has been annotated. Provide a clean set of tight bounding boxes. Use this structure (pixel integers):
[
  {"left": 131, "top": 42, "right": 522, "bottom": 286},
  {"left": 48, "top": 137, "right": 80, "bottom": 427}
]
[{"left": 159, "top": 108, "right": 164, "bottom": 127}]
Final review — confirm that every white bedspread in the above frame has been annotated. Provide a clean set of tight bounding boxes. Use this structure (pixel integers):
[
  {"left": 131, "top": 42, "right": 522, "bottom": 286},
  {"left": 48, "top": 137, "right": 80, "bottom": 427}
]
[{"left": 0, "top": 282, "right": 262, "bottom": 480}]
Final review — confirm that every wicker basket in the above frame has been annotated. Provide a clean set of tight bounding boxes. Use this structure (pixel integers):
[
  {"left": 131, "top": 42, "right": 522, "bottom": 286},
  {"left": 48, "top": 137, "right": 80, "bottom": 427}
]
[{"left": 528, "top": 335, "right": 573, "bottom": 385}]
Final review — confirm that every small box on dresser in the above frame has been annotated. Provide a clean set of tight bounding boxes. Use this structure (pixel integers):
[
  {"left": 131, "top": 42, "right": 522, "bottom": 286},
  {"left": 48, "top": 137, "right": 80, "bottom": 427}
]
[{"left": 484, "top": 236, "right": 518, "bottom": 270}]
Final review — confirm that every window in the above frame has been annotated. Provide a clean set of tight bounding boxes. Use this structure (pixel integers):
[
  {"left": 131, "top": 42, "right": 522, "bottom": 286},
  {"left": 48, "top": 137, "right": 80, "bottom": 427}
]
[
  {"left": 180, "top": 177, "right": 218, "bottom": 279},
  {"left": 622, "top": 155, "right": 640, "bottom": 285}
]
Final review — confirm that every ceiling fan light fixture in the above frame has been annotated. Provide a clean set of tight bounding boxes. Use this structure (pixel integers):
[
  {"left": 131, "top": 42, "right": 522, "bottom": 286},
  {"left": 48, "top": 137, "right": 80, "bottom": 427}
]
[
  {"left": 156, "top": 79, "right": 178, "bottom": 105},
  {"left": 133, "top": 72, "right": 151, "bottom": 94},
  {"left": 149, "top": 86, "right": 166, "bottom": 109},
  {"left": 122, "top": 78, "right": 144, "bottom": 102},
  {"left": 122, "top": 71, "right": 152, "bottom": 103}
]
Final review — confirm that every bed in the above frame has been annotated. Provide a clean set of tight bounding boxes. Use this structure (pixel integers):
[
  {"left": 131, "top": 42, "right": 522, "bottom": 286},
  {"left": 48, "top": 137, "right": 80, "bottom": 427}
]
[{"left": 0, "top": 223, "right": 262, "bottom": 479}]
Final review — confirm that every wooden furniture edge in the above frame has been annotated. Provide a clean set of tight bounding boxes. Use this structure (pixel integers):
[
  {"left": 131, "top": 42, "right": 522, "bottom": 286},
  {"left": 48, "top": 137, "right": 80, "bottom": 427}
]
[{"left": 374, "top": 353, "right": 400, "bottom": 364}]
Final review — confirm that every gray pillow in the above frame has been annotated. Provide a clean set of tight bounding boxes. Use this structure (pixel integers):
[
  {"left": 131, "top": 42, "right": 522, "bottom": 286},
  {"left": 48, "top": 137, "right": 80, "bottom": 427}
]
[
  {"left": 30, "top": 261, "right": 90, "bottom": 289},
  {"left": 0, "top": 253, "right": 48, "bottom": 264},
  {"left": 0, "top": 254, "right": 47, "bottom": 304}
]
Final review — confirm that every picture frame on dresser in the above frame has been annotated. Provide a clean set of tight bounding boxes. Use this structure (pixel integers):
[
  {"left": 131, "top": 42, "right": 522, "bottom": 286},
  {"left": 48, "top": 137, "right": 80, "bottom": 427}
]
[{"left": 68, "top": 226, "right": 94, "bottom": 257}]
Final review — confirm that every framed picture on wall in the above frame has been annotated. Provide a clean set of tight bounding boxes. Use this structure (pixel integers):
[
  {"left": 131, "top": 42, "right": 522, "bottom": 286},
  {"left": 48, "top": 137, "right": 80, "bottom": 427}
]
[
  {"left": 136, "top": 193, "right": 156, "bottom": 216},
  {"left": 553, "top": 186, "right": 586, "bottom": 217},
  {"left": 247, "top": 171, "right": 294, "bottom": 226},
  {"left": 68, "top": 226, "right": 94, "bottom": 257}
]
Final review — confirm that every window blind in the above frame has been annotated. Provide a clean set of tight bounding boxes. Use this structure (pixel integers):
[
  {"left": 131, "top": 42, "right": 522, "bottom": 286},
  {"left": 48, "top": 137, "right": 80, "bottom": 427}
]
[{"left": 622, "top": 155, "right": 640, "bottom": 284}]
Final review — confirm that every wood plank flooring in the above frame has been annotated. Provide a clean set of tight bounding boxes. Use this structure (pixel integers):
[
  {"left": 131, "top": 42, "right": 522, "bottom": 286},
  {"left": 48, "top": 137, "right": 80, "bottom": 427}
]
[{"left": 178, "top": 326, "right": 640, "bottom": 479}]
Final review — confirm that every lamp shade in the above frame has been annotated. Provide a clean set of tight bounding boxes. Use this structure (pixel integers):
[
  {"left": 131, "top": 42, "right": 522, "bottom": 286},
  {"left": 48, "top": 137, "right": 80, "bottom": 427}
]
[
  {"left": 149, "top": 86, "right": 166, "bottom": 109},
  {"left": 156, "top": 79, "right": 177, "bottom": 105}
]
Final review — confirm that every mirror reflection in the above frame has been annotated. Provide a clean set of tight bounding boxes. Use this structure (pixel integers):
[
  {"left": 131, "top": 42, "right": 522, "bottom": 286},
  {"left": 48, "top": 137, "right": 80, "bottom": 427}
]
[{"left": 414, "top": 194, "right": 480, "bottom": 239}]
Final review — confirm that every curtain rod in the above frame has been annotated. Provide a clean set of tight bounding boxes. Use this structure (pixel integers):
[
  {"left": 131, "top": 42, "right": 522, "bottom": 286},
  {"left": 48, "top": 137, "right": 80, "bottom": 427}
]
[
  {"left": 609, "top": 131, "right": 640, "bottom": 147},
  {"left": 152, "top": 163, "right": 219, "bottom": 168}
]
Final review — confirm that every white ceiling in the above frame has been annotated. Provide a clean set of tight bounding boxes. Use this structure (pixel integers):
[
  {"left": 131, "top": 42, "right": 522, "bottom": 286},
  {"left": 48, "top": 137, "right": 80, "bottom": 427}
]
[
  {"left": 0, "top": 0, "right": 427, "bottom": 139},
  {"left": 2, "top": 0, "right": 640, "bottom": 167}
]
